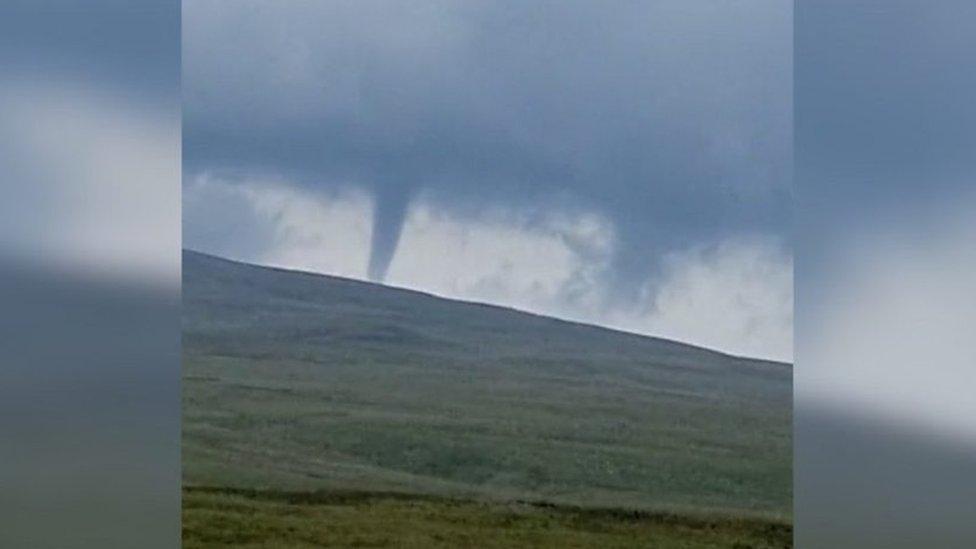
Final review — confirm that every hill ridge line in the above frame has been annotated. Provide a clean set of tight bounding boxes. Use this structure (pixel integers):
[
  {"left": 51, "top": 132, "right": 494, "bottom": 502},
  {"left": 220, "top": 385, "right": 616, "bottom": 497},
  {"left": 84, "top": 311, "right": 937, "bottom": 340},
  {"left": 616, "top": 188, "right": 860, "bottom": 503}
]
[{"left": 183, "top": 248, "right": 791, "bottom": 367}]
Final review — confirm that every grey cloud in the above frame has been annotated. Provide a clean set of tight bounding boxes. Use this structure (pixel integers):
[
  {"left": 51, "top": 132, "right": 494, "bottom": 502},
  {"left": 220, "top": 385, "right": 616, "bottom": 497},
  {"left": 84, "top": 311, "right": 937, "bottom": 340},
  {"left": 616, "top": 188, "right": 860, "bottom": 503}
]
[
  {"left": 182, "top": 177, "right": 279, "bottom": 262},
  {"left": 183, "top": 0, "right": 791, "bottom": 288}
]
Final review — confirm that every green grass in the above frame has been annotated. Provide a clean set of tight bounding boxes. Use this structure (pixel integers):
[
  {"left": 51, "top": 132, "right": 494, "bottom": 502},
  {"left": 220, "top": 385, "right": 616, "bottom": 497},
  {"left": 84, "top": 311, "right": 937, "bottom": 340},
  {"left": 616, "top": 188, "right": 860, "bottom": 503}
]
[
  {"left": 183, "top": 350, "right": 790, "bottom": 516},
  {"left": 182, "top": 250, "right": 792, "bottom": 546},
  {"left": 183, "top": 488, "right": 792, "bottom": 549}
]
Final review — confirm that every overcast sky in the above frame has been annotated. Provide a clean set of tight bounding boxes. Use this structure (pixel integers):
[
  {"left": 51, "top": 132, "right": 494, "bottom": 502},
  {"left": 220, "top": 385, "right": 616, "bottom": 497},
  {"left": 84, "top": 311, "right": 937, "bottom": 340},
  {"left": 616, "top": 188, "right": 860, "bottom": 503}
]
[{"left": 183, "top": 1, "right": 792, "bottom": 361}]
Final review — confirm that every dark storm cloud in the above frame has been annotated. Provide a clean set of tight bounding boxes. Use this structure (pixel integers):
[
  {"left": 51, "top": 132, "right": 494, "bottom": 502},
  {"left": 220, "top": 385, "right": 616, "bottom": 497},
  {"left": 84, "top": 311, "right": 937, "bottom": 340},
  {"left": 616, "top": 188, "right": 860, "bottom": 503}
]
[{"left": 183, "top": 1, "right": 790, "bottom": 285}]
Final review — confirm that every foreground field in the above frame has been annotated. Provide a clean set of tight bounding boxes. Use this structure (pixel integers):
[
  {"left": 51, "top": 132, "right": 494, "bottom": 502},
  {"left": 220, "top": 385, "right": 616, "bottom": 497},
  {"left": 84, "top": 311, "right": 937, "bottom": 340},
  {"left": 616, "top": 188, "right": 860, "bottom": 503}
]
[
  {"left": 182, "top": 251, "right": 792, "bottom": 546},
  {"left": 183, "top": 488, "right": 792, "bottom": 549},
  {"left": 183, "top": 251, "right": 791, "bottom": 516}
]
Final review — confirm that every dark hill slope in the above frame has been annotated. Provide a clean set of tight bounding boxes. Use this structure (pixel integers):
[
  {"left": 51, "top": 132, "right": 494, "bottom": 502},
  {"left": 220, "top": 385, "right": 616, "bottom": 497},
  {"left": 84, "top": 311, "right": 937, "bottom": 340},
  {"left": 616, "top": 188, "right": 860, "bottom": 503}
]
[{"left": 182, "top": 250, "right": 791, "bottom": 517}]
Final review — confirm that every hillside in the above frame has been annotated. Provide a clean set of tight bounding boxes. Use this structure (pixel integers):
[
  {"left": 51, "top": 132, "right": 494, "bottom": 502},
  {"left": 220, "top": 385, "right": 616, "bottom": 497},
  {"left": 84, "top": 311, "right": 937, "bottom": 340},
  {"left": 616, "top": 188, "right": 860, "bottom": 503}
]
[{"left": 182, "top": 249, "right": 792, "bottom": 519}]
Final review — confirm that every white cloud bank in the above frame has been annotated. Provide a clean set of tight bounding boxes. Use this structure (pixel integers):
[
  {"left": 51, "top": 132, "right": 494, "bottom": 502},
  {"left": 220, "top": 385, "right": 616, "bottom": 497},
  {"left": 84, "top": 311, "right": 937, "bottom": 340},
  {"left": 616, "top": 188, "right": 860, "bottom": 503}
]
[
  {"left": 608, "top": 238, "right": 793, "bottom": 362},
  {"left": 184, "top": 178, "right": 792, "bottom": 361}
]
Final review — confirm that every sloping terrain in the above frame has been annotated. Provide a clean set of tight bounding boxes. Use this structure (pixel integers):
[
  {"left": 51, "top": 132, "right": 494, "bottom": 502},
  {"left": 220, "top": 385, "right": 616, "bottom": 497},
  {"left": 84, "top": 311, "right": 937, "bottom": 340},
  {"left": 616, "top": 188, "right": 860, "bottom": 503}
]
[{"left": 182, "top": 250, "right": 791, "bottom": 519}]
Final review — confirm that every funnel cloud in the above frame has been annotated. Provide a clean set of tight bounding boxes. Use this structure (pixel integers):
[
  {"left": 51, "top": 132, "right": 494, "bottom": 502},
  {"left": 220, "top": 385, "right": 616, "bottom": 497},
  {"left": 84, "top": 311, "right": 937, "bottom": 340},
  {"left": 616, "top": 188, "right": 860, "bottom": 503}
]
[{"left": 368, "top": 186, "right": 411, "bottom": 282}]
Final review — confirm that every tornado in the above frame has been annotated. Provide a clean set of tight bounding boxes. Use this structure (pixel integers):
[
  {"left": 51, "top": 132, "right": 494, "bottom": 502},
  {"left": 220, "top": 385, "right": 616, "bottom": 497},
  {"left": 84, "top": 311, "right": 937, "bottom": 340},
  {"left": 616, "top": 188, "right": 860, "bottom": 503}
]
[{"left": 367, "top": 186, "right": 411, "bottom": 283}]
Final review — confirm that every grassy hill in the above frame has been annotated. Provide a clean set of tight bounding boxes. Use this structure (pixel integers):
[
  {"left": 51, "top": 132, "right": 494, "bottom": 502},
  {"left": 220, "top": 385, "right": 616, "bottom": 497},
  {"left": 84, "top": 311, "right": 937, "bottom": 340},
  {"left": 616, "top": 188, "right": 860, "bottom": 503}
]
[
  {"left": 182, "top": 250, "right": 791, "bottom": 546},
  {"left": 183, "top": 487, "right": 792, "bottom": 549}
]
